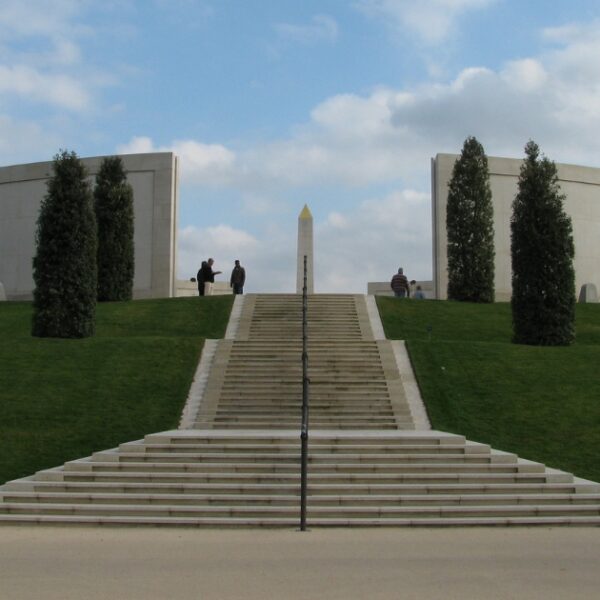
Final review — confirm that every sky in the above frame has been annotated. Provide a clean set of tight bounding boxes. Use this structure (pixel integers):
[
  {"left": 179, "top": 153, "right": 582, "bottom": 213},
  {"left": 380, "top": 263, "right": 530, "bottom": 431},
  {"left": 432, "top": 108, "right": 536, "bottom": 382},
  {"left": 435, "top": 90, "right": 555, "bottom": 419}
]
[{"left": 2, "top": 0, "right": 600, "bottom": 293}]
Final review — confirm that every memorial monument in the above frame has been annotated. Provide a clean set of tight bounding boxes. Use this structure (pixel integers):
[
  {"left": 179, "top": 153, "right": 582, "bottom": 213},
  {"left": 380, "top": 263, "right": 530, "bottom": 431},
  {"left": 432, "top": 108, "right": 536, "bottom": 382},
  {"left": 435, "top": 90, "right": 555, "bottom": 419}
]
[{"left": 296, "top": 204, "right": 314, "bottom": 294}]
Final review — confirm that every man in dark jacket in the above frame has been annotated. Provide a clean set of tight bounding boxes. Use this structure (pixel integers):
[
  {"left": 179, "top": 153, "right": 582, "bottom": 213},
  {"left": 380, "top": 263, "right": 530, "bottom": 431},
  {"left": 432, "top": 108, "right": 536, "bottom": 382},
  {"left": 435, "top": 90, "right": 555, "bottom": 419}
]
[
  {"left": 197, "top": 261, "right": 207, "bottom": 296},
  {"left": 390, "top": 267, "right": 410, "bottom": 298},
  {"left": 230, "top": 260, "right": 246, "bottom": 295}
]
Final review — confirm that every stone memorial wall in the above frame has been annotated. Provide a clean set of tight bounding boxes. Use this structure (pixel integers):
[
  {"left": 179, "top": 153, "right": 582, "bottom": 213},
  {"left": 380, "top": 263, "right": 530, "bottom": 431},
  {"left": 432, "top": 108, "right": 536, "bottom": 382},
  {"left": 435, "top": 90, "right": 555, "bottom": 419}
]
[
  {"left": 0, "top": 152, "right": 178, "bottom": 300},
  {"left": 432, "top": 154, "right": 600, "bottom": 301}
]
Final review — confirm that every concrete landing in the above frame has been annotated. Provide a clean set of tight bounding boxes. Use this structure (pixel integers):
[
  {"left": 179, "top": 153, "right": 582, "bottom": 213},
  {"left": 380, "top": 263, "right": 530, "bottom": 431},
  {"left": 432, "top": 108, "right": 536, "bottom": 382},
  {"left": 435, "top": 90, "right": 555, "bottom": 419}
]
[{"left": 1, "top": 526, "right": 599, "bottom": 599}]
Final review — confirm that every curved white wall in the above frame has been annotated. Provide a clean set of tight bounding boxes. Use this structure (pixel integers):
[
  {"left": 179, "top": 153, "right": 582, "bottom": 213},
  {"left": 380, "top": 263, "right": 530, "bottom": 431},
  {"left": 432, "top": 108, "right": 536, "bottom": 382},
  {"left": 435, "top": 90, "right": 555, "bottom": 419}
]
[
  {"left": 0, "top": 152, "right": 178, "bottom": 300},
  {"left": 432, "top": 153, "right": 600, "bottom": 301}
]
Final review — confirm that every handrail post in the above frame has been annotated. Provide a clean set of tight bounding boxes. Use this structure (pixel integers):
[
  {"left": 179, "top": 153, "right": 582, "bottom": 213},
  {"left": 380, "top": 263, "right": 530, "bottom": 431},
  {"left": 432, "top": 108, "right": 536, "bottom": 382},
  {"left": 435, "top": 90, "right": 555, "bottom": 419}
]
[{"left": 300, "top": 254, "right": 309, "bottom": 531}]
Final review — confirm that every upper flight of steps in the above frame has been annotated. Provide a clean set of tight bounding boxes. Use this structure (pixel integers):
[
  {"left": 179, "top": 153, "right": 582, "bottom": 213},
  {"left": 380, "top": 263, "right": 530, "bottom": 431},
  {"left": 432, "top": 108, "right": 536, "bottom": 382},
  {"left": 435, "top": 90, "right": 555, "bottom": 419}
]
[{"left": 193, "top": 294, "right": 413, "bottom": 430}]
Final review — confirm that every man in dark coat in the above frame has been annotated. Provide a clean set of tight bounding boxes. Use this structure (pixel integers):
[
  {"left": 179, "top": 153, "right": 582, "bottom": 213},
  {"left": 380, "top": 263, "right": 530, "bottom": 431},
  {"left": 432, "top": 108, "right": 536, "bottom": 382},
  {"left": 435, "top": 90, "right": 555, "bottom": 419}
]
[
  {"left": 230, "top": 260, "right": 246, "bottom": 295},
  {"left": 197, "top": 261, "right": 207, "bottom": 296},
  {"left": 390, "top": 267, "right": 410, "bottom": 298}
]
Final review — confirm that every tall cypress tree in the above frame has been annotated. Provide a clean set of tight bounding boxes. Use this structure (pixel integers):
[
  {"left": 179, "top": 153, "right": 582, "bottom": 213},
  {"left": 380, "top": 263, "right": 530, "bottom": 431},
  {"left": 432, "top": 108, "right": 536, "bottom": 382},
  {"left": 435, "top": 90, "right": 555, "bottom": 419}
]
[
  {"left": 511, "top": 141, "right": 575, "bottom": 345},
  {"left": 446, "top": 136, "right": 495, "bottom": 302},
  {"left": 94, "top": 156, "right": 135, "bottom": 301},
  {"left": 32, "top": 150, "right": 97, "bottom": 338}
]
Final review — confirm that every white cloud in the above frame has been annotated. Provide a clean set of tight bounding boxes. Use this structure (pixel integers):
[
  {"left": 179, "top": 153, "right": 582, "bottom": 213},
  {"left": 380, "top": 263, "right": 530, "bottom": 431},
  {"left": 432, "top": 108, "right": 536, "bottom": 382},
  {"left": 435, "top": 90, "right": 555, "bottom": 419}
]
[
  {"left": 255, "top": 24, "right": 600, "bottom": 185},
  {"left": 116, "top": 136, "right": 155, "bottom": 154},
  {"left": 0, "top": 114, "right": 61, "bottom": 165},
  {"left": 355, "top": 0, "right": 496, "bottom": 45},
  {"left": 0, "top": 1, "right": 119, "bottom": 113},
  {"left": 117, "top": 137, "right": 236, "bottom": 185},
  {"left": 174, "top": 141, "right": 236, "bottom": 183},
  {"left": 275, "top": 14, "right": 339, "bottom": 44},
  {"left": 121, "top": 20, "right": 600, "bottom": 198},
  {"left": 152, "top": 0, "right": 214, "bottom": 27},
  {"left": 0, "top": 65, "right": 90, "bottom": 111},
  {"left": 501, "top": 59, "right": 547, "bottom": 93},
  {"left": 50, "top": 39, "right": 82, "bottom": 66},
  {"left": 0, "top": 0, "right": 86, "bottom": 40},
  {"left": 315, "top": 189, "right": 432, "bottom": 292},
  {"left": 178, "top": 224, "right": 295, "bottom": 293}
]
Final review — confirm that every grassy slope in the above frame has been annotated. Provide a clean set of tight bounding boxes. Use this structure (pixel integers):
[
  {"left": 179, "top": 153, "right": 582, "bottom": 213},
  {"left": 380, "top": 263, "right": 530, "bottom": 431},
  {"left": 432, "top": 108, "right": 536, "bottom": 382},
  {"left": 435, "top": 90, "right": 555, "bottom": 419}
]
[
  {"left": 377, "top": 297, "right": 600, "bottom": 482},
  {"left": 0, "top": 296, "right": 233, "bottom": 485}
]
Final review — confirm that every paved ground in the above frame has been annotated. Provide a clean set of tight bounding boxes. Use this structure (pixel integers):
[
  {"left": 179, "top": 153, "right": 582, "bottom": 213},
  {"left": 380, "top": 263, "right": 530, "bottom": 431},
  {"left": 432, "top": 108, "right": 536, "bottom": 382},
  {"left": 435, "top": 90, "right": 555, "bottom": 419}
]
[{"left": 1, "top": 526, "right": 599, "bottom": 599}]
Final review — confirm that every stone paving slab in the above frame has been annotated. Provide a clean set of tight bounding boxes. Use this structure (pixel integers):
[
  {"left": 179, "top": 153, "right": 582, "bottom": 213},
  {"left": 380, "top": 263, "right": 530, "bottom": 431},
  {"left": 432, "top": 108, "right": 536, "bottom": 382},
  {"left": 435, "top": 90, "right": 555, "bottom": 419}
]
[{"left": 1, "top": 526, "right": 599, "bottom": 600}]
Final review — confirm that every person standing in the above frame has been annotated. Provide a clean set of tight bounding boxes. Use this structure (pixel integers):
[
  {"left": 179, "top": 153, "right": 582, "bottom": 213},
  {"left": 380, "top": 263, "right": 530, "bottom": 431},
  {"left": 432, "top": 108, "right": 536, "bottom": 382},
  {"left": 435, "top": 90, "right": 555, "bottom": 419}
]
[
  {"left": 196, "top": 261, "right": 207, "bottom": 296},
  {"left": 201, "top": 258, "right": 221, "bottom": 296},
  {"left": 230, "top": 259, "right": 246, "bottom": 295},
  {"left": 390, "top": 267, "right": 410, "bottom": 298}
]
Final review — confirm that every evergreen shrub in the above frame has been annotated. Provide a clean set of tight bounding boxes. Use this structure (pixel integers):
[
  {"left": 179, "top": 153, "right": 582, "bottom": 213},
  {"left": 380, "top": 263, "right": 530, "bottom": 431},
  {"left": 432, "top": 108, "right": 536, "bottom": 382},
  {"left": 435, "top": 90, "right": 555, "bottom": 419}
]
[
  {"left": 446, "top": 136, "right": 495, "bottom": 302},
  {"left": 32, "top": 150, "right": 97, "bottom": 338},
  {"left": 511, "top": 141, "right": 575, "bottom": 345},
  {"left": 95, "top": 156, "right": 135, "bottom": 301}
]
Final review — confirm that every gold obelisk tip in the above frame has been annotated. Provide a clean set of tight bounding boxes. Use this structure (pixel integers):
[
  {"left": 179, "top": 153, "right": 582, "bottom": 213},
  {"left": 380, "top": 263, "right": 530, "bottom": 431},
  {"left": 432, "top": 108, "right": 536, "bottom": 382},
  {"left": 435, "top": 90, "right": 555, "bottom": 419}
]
[{"left": 299, "top": 204, "right": 312, "bottom": 220}]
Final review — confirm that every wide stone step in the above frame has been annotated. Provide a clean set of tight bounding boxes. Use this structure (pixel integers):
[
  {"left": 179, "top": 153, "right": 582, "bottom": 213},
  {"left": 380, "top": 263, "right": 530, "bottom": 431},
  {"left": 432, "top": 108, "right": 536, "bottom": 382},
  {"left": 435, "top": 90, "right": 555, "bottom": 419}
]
[
  {"left": 2, "top": 502, "right": 599, "bottom": 521},
  {"left": 56, "top": 472, "right": 554, "bottom": 485},
  {"left": 3, "top": 513, "right": 600, "bottom": 527},
  {"left": 216, "top": 390, "right": 391, "bottom": 396},
  {"left": 209, "top": 412, "right": 397, "bottom": 420},
  {"left": 209, "top": 411, "right": 397, "bottom": 419},
  {"left": 127, "top": 443, "right": 477, "bottom": 455},
  {"left": 6, "top": 480, "right": 588, "bottom": 497},
  {"left": 5, "top": 491, "right": 599, "bottom": 508},
  {"left": 210, "top": 406, "right": 399, "bottom": 414},
  {"left": 220, "top": 379, "right": 387, "bottom": 385},
  {"left": 208, "top": 414, "right": 398, "bottom": 422},
  {"left": 65, "top": 461, "right": 539, "bottom": 475},
  {"left": 211, "top": 401, "right": 397, "bottom": 409},
  {"left": 210, "top": 402, "right": 396, "bottom": 409},
  {"left": 206, "top": 410, "right": 400, "bottom": 418},
  {"left": 195, "top": 417, "right": 405, "bottom": 423},
  {"left": 204, "top": 422, "right": 406, "bottom": 430},
  {"left": 216, "top": 391, "right": 392, "bottom": 399},
  {"left": 199, "top": 423, "right": 408, "bottom": 430},
  {"left": 161, "top": 432, "right": 465, "bottom": 445},
  {"left": 108, "top": 452, "right": 507, "bottom": 465},
  {"left": 224, "top": 368, "right": 385, "bottom": 374}
]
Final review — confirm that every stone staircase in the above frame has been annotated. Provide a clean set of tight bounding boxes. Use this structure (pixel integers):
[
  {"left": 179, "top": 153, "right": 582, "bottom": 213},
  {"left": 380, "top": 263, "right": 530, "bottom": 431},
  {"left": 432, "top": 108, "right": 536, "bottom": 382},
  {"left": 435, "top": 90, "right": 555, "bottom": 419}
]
[
  {"left": 193, "top": 294, "right": 412, "bottom": 430},
  {"left": 1, "top": 293, "right": 599, "bottom": 526},
  {"left": 1, "top": 430, "right": 599, "bottom": 526}
]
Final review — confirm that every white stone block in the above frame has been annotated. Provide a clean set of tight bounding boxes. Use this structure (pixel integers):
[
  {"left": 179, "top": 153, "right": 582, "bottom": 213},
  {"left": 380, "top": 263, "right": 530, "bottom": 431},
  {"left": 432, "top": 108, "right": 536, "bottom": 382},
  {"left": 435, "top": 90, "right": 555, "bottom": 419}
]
[{"left": 579, "top": 283, "right": 598, "bottom": 303}]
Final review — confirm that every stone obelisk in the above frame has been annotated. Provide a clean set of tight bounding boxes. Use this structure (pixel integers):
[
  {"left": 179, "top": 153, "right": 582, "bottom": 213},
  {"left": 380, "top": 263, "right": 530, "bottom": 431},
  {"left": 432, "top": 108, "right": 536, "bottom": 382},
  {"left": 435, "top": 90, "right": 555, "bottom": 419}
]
[{"left": 296, "top": 204, "right": 314, "bottom": 294}]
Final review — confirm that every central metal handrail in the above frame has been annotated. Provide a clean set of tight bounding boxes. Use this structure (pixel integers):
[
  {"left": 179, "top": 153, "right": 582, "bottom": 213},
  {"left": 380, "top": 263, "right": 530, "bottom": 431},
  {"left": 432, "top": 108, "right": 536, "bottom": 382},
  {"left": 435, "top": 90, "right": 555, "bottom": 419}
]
[{"left": 300, "top": 254, "right": 310, "bottom": 531}]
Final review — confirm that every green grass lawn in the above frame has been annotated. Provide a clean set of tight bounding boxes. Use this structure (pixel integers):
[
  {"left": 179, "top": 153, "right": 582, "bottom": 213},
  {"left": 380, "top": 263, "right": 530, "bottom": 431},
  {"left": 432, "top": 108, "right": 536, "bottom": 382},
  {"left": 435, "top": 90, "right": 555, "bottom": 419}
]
[
  {"left": 0, "top": 296, "right": 233, "bottom": 485},
  {"left": 377, "top": 297, "right": 600, "bottom": 482}
]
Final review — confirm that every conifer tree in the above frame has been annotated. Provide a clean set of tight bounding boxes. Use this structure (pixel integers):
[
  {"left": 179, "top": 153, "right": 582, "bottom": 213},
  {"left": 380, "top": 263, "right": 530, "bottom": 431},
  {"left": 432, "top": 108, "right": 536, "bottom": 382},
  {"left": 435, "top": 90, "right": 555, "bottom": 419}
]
[
  {"left": 511, "top": 141, "right": 575, "bottom": 345},
  {"left": 446, "top": 136, "right": 495, "bottom": 302},
  {"left": 94, "top": 156, "right": 135, "bottom": 301},
  {"left": 32, "top": 150, "right": 97, "bottom": 338}
]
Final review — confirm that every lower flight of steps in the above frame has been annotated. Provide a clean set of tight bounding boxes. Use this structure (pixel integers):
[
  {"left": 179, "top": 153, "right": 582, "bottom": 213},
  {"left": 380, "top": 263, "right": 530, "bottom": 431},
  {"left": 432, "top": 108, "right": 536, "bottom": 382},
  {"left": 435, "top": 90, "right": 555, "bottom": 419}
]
[{"left": 1, "top": 430, "right": 599, "bottom": 526}]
